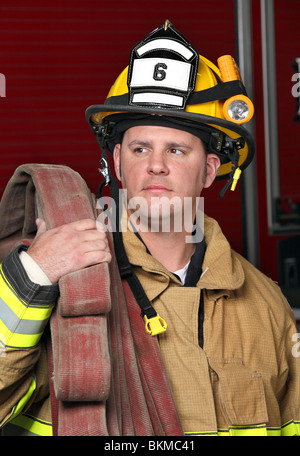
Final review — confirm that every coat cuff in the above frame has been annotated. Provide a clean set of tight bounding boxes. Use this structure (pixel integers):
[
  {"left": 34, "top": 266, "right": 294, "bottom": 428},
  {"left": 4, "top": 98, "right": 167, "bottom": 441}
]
[{"left": 0, "top": 245, "right": 59, "bottom": 349}]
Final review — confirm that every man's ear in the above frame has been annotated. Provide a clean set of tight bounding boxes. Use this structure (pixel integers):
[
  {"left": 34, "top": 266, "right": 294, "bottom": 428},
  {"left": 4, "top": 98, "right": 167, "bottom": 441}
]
[
  {"left": 203, "top": 154, "right": 221, "bottom": 189},
  {"left": 113, "top": 144, "right": 122, "bottom": 181}
]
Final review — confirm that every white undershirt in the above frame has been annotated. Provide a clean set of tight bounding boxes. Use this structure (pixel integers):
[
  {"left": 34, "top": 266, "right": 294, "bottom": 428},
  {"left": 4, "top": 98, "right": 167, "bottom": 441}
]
[
  {"left": 172, "top": 261, "right": 190, "bottom": 284},
  {"left": 19, "top": 251, "right": 52, "bottom": 286}
]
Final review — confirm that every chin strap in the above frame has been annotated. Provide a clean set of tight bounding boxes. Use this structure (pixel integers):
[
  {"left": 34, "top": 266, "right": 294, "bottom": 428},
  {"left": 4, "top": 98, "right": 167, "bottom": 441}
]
[{"left": 219, "top": 137, "right": 244, "bottom": 198}]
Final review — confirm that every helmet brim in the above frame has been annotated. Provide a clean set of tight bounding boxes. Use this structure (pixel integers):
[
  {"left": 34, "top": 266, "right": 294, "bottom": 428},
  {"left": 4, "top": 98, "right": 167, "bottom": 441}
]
[{"left": 85, "top": 103, "right": 255, "bottom": 180}]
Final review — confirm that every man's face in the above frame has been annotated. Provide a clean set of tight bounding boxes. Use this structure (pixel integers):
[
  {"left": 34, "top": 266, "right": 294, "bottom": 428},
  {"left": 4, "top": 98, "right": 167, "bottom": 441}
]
[{"left": 113, "top": 125, "right": 220, "bottom": 231}]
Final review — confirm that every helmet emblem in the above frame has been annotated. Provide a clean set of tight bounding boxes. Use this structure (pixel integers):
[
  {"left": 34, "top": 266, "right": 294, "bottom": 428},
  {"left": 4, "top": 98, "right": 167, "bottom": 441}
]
[{"left": 128, "top": 21, "right": 198, "bottom": 110}]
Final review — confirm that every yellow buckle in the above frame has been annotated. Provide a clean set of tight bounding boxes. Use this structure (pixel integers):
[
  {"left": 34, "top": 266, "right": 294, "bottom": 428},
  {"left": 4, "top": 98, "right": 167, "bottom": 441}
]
[
  {"left": 144, "top": 314, "right": 167, "bottom": 336},
  {"left": 231, "top": 167, "right": 242, "bottom": 191}
]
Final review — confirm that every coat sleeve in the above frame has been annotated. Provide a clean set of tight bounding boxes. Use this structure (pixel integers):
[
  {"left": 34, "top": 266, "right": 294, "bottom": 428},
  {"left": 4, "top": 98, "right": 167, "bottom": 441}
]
[{"left": 0, "top": 246, "right": 58, "bottom": 427}]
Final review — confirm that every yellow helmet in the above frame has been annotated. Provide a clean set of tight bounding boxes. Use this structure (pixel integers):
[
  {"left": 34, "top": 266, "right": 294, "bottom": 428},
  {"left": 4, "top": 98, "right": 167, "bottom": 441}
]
[{"left": 86, "top": 21, "right": 255, "bottom": 194}]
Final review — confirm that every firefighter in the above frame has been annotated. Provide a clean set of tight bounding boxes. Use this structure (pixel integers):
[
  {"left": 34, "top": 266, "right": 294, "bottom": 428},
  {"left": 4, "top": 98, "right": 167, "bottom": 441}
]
[{"left": 0, "top": 22, "right": 299, "bottom": 436}]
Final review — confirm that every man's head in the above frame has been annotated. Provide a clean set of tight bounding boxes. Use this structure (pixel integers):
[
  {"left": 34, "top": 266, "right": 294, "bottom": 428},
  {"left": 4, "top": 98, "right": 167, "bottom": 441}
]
[{"left": 86, "top": 21, "right": 255, "bottom": 198}]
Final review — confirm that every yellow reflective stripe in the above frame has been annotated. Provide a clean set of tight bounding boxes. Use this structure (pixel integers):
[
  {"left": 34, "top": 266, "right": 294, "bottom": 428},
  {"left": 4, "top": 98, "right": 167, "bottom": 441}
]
[
  {"left": 265, "top": 427, "right": 281, "bottom": 436},
  {"left": 2, "top": 376, "right": 37, "bottom": 427},
  {"left": 12, "top": 376, "right": 37, "bottom": 418},
  {"left": 228, "top": 425, "right": 268, "bottom": 436},
  {"left": 185, "top": 431, "right": 218, "bottom": 436},
  {"left": 2, "top": 376, "right": 52, "bottom": 436},
  {"left": 9, "top": 414, "right": 53, "bottom": 436},
  {"left": 281, "top": 420, "right": 300, "bottom": 436},
  {"left": 0, "top": 321, "right": 45, "bottom": 349},
  {"left": 185, "top": 426, "right": 268, "bottom": 436},
  {"left": 185, "top": 421, "right": 300, "bottom": 436},
  {"left": 0, "top": 265, "right": 53, "bottom": 348}
]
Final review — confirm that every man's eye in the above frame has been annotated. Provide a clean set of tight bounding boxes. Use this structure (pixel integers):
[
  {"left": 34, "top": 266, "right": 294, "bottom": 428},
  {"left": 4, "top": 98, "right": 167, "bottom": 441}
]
[
  {"left": 169, "top": 148, "right": 184, "bottom": 155},
  {"left": 135, "top": 147, "right": 148, "bottom": 154}
]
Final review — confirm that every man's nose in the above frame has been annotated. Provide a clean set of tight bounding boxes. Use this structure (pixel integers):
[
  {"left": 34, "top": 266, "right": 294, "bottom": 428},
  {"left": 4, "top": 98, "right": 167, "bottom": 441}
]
[{"left": 147, "top": 151, "right": 169, "bottom": 175}]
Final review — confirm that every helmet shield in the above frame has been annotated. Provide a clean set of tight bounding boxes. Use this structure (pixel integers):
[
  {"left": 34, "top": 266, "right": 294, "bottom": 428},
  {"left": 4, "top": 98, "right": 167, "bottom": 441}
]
[{"left": 127, "top": 21, "right": 199, "bottom": 111}]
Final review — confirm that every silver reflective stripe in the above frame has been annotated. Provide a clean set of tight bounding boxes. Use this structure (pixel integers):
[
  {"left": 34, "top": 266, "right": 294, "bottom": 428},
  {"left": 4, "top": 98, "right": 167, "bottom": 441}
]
[{"left": 0, "top": 297, "right": 48, "bottom": 335}]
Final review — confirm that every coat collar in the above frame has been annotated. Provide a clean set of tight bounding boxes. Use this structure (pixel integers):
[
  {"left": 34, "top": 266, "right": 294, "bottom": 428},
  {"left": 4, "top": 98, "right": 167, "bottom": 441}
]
[
  {"left": 122, "top": 214, "right": 245, "bottom": 301},
  {"left": 200, "top": 215, "right": 245, "bottom": 291}
]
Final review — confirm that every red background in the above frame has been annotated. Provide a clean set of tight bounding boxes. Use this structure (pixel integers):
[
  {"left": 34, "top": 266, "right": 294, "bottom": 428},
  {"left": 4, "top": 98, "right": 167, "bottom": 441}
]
[{"left": 0, "top": 0, "right": 299, "bottom": 282}]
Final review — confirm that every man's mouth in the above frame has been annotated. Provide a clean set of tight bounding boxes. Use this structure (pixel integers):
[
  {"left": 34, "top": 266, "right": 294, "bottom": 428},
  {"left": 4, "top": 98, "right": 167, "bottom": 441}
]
[{"left": 143, "top": 184, "right": 172, "bottom": 193}]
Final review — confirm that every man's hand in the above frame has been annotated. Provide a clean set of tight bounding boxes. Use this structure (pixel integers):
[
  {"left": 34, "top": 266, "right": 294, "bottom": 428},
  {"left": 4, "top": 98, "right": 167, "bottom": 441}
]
[{"left": 27, "top": 218, "right": 111, "bottom": 284}]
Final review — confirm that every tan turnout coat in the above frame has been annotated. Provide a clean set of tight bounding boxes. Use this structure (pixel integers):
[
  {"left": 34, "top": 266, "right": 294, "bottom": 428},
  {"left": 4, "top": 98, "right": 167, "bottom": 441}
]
[{"left": 0, "top": 214, "right": 299, "bottom": 436}]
